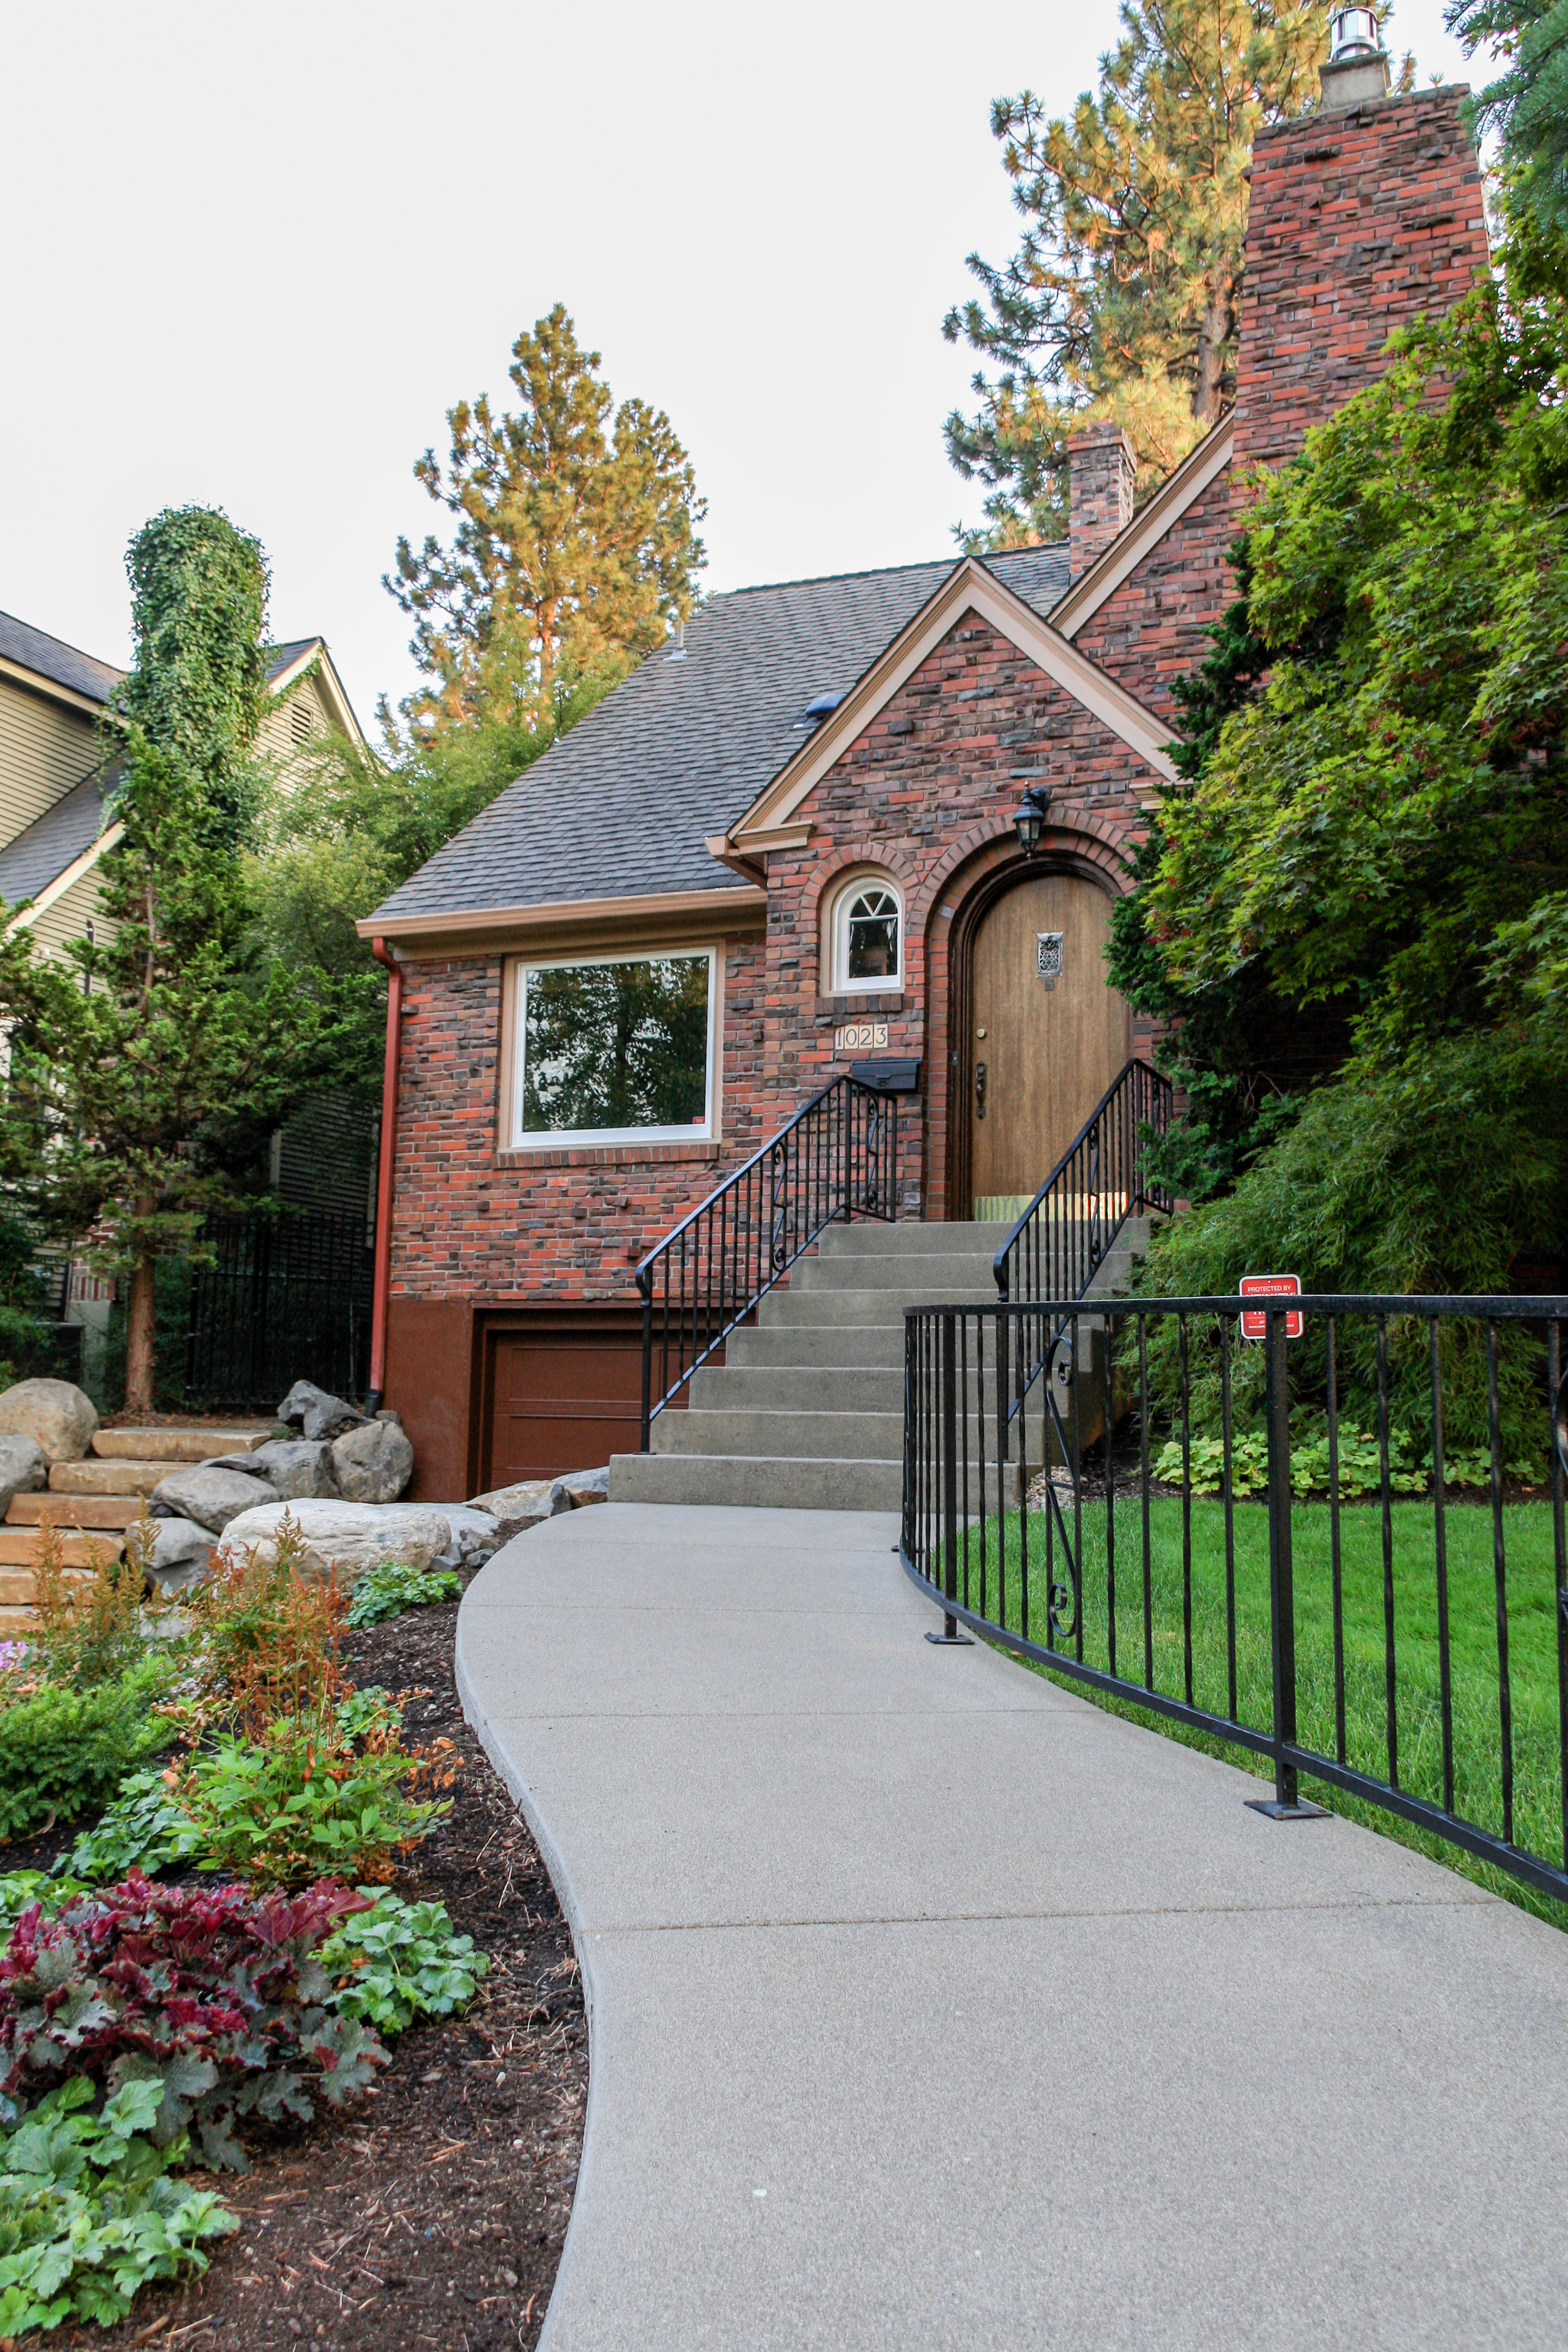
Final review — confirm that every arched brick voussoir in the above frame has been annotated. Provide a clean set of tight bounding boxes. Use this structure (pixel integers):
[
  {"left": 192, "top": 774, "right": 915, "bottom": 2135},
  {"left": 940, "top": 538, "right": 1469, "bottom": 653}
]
[
  {"left": 912, "top": 811, "right": 1135, "bottom": 938},
  {"left": 797, "top": 841, "right": 921, "bottom": 935}
]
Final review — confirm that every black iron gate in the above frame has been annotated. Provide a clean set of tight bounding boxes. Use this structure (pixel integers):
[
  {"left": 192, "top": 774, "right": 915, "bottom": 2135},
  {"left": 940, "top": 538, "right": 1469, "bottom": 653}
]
[{"left": 186, "top": 1212, "right": 374, "bottom": 1412}]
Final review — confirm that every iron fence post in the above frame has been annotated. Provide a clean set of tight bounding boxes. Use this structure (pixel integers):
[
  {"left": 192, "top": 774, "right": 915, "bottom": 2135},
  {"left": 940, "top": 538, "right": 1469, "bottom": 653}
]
[
  {"left": 927, "top": 1307, "right": 972, "bottom": 1646},
  {"left": 1264, "top": 1306, "right": 1300, "bottom": 1810}
]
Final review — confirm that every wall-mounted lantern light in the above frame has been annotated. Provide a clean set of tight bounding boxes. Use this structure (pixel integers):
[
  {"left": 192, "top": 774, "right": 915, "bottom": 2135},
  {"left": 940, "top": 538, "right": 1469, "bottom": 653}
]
[{"left": 1011, "top": 783, "right": 1052, "bottom": 857}]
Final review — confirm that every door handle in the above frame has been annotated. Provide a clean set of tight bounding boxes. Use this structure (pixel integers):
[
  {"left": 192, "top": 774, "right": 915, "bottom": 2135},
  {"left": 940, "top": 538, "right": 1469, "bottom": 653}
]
[{"left": 975, "top": 1061, "right": 987, "bottom": 1120}]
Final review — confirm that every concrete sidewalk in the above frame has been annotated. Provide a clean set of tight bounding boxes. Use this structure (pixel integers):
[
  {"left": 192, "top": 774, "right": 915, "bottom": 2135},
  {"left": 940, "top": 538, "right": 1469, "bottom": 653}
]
[{"left": 456, "top": 1503, "right": 1568, "bottom": 2351}]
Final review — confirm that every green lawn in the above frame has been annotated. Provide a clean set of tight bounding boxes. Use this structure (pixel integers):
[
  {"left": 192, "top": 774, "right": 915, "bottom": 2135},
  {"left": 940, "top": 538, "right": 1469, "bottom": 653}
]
[{"left": 937, "top": 1495, "right": 1568, "bottom": 1923}]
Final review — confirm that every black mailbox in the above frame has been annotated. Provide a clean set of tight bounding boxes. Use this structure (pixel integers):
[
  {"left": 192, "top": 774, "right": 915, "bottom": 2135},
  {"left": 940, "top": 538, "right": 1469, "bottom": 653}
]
[{"left": 850, "top": 1057, "right": 921, "bottom": 1094}]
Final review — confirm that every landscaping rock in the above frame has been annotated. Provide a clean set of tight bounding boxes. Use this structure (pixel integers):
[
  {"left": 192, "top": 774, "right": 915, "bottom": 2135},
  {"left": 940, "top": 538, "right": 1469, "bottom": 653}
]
[
  {"left": 276, "top": 1380, "right": 366, "bottom": 1443},
  {"left": 469, "top": 1478, "right": 573, "bottom": 1523},
  {"left": 202, "top": 1438, "right": 337, "bottom": 1500},
  {"left": 146, "top": 1516, "right": 216, "bottom": 1594},
  {"left": 152, "top": 1463, "right": 282, "bottom": 1534},
  {"left": 562, "top": 1466, "right": 610, "bottom": 1507},
  {"left": 219, "top": 1498, "right": 451, "bottom": 1586},
  {"left": 0, "top": 1434, "right": 47, "bottom": 1520},
  {"left": 428, "top": 1504, "right": 501, "bottom": 1572},
  {"left": 374, "top": 1407, "right": 403, "bottom": 1427},
  {"left": 331, "top": 1419, "right": 414, "bottom": 1503},
  {"left": 0, "top": 1377, "right": 98, "bottom": 1465}
]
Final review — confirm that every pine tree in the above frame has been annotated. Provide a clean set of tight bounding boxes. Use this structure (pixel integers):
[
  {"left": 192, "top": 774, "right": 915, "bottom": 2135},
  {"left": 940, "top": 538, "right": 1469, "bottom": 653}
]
[
  {"left": 1449, "top": 0, "right": 1568, "bottom": 237},
  {"left": 0, "top": 511, "right": 331, "bottom": 1414},
  {"left": 386, "top": 305, "right": 706, "bottom": 736},
  {"left": 944, "top": 0, "right": 1329, "bottom": 546}
]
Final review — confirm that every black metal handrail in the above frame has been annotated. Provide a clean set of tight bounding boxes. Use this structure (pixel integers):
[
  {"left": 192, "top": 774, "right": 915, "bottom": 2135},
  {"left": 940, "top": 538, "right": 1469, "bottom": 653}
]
[
  {"left": 903, "top": 1291, "right": 1568, "bottom": 1905},
  {"left": 990, "top": 1057, "right": 1172, "bottom": 1429},
  {"left": 637, "top": 1074, "right": 898, "bottom": 1445}
]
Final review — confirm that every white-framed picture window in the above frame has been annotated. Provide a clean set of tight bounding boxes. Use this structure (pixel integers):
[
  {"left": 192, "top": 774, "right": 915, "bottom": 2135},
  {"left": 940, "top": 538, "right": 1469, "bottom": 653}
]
[
  {"left": 831, "top": 876, "right": 903, "bottom": 993},
  {"left": 512, "top": 947, "right": 718, "bottom": 1147}
]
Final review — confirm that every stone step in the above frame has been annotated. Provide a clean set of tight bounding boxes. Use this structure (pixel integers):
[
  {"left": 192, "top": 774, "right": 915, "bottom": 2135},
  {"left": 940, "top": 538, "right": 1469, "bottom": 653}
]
[
  {"left": 0, "top": 1565, "right": 96, "bottom": 1605},
  {"left": 816, "top": 1221, "right": 1015, "bottom": 1258},
  {"left": 760, "top": 1286, "right": 1002, "bottom": 1329},
  {"left": 725, "top": 1325, "right": 906, "bottom": 1370},
  {"left": 0, "top": 1604, "right": 35, "bottom": 1633},
  {"left": 0, "top": 1530, "right": 125, "bottom": 1568},
  {"left": 652, "top": 1408, "right": 904, "bottom": 1462},
  {"left": 92, "top": 1426, "right": 273, "bottom": 1463},
  {"left": 7, "top": 1493, "right": 146, "bottom": 1528},
  {"left": 609, "top": 1451, "right": 902, "bottom": 1512},
  {"left": 49, "top": 1459, "right": 171, "bottom": 1498}
]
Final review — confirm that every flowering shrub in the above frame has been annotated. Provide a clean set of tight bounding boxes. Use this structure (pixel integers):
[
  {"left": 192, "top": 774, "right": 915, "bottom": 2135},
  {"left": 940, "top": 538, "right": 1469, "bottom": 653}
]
[
  {"left": 0, "top": 2075, "right": 236, "bottom": 2333},
  {"left": 0, "top": 1875, "right": 388, "bottom": 2171},
  {"left": 28, "top": 1512, "right": 163, "bottom": 1692},
  {"left": 185, "top": 1513, "right": 350, "bottom": 1740},
  {"left": 320, "top": 1892, "right": 489, "bottom": 2032}
]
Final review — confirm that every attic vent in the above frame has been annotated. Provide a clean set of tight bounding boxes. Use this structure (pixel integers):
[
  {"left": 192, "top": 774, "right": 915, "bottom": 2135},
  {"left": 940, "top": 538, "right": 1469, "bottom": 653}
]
[
  {"left": 289, "top": 697, "right": 314, "bottom": 746},
  {"left": 795, "top": 691, "right": 847, "bottom": 729}
]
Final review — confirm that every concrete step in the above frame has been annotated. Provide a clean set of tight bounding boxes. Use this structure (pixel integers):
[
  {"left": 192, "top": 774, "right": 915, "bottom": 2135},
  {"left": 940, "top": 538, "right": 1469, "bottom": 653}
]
[
  {"left": 0, "top": 1530, "right": 125, "bottom": 1568},
  {"left": 92, "top": 1425, "right": 272, "bottom": 1463},
  {"left": 7, "top": 1493, "right": 147, "bottom": 1528},
  {"left": 49, "top": 1459, "right": 171, "bottom": 1498},
  {"left": 609, "top": 1451, "right": 903, "bottom": 1511},
  {"left": 652, "top": 1408, "right": 904, "bottom": 1462},
  {"left": 726, "top": 1325, "right": 906, "bottom": 1370},
  {"left": 816, "top": 1221, "right": 1013, "bottom": 1258},
  {"left": 793, "top": 1250, "right": 1000, "bottom": 1295},
  {"left": 689, "top": 1364, "right": 905, "bottom": 1412},
  {"left": 760, "top": 1287, "right": 999, "bottom": 1329}
]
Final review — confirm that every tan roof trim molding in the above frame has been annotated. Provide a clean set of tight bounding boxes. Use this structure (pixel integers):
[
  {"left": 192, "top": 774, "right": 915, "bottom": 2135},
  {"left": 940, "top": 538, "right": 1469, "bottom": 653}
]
[
  {"left": 0, "top": 656, "right": 109, "bottom": 722},
  {"left": 4, "top": 820, "right": 125, "bottom": 937},
  {"left": 356, "top": 883, "right": 768, "bottom": 950},
  {"left": 1052, "top": 414, "right": 1234, "bottom": 640},
  {"left": 721, "top": 558, "right": 1179, "bottom": 854},
  {"left": 268, "top": 640, "right": 371, "bottom": 754}
]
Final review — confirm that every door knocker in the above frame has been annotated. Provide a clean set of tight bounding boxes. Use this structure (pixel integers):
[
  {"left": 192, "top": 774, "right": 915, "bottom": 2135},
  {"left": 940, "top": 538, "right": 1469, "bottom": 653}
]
[{"left": 975, "top": 1061, "right": 987, "bottom": 1120}]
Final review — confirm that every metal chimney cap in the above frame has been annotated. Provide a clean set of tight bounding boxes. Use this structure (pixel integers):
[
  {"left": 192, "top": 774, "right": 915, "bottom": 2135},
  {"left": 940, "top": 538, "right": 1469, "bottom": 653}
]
[{"left": 1329, "top": 5, "right": 1381, "bottom": 58}]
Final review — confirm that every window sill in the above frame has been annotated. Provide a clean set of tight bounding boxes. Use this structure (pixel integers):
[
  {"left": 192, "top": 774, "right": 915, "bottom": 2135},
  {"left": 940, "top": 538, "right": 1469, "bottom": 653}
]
[
  {"left": 497, "top": 1140, "right": 723, "bottom": 1170},
  {"left": 816, "top": 992, "right": 904, "bottom": 1018}
]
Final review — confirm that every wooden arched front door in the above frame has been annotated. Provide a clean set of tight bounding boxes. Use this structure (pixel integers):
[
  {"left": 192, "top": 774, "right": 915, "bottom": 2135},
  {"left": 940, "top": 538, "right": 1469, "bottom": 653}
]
[{"left": 968, "top": 870, "right": 1130, "bottom": 1220}]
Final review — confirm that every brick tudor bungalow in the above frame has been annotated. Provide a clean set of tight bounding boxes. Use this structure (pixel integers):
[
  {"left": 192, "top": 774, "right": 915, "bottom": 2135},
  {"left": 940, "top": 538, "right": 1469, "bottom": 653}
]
[{"left": 359, "top": 53, "right": 1489, "bottom": 1504}]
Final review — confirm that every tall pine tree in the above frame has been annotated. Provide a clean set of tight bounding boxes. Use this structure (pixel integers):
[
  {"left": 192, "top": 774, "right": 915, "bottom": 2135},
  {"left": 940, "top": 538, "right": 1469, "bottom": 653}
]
[
  {"left": 386, "top": 305, "right": 706, "bottom": 736},
  {"left": 944, "top": 0, "right": 1331, "bottom": 546}
]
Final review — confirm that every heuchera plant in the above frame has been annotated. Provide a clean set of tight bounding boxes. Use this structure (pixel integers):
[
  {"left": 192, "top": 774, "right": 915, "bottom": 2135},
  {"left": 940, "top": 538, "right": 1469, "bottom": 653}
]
[{"left": 0, "top": 1875, "right": 388, "bottom": 2171}]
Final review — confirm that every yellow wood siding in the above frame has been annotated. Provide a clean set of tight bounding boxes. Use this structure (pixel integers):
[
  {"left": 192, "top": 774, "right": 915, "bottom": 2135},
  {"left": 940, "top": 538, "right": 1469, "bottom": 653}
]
[
  {"left": 260, "top": 673, "right": 334, "bottom": 785},
  {"left": 0, "top": 681, "right": 100, "bottom": 850},
  {"left": 24, "top": 864, "right": 112, "bottom": 963}
]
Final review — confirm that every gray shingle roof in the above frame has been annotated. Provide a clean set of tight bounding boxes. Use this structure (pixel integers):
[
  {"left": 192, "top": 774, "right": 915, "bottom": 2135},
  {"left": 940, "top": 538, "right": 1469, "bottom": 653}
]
[
  {"left": 0, "top": 769, "right": 115, "bottom": 908},
  {"left": 367, "top": 546, "right": 1072, "bottom": 924},
  {"left": 265, "top": 638, "right": 321, "bottom": 682},
  {"left": 0, "top": 612, "right": 125, "bottom": 706}
]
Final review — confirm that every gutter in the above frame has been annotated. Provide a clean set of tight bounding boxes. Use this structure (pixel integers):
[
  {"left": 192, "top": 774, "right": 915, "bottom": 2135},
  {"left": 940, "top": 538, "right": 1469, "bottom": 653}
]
[{"left": 367, "top": 938, "right": 403, "bottom": 1413}]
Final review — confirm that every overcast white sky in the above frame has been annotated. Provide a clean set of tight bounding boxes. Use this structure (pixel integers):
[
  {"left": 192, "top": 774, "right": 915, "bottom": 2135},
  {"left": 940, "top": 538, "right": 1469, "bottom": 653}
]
[{"left": 3, "top": 0, "right": 1482, "bottom": 732}]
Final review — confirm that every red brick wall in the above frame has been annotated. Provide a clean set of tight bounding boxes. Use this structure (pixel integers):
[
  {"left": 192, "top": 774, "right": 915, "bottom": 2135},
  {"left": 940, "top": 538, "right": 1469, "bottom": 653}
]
[
  {"left": 1072, "top": 460, "right": 1236, "bottom": 719},
  {"left": 1232, "top": 85, "right": 1489, "bottom": 479}
]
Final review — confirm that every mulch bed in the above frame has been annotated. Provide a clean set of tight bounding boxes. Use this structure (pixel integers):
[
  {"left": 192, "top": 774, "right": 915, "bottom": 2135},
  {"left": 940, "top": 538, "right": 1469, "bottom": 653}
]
[{"left": 8, "top": 1572, "right": 588, "bottom": 2352}]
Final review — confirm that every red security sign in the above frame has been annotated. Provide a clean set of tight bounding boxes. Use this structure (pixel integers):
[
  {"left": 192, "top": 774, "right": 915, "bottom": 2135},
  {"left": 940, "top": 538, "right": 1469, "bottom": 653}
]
[{"left": 1239, "top": 1273, "right": 1303, "bottom": 1340}]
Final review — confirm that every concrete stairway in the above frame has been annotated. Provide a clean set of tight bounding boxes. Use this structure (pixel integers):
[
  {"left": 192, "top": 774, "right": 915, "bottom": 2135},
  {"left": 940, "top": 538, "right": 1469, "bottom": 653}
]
[
  {"left": 0, "top": 1423, "right": 273, "bottom": 1628},
  {"left": 609, "top": 1217, "right": 1153, "bottom": 1513}
]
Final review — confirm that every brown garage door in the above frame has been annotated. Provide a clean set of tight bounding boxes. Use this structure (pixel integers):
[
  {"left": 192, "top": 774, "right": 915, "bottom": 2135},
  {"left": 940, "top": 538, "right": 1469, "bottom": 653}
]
[{"left": 482, "top": 1309, "right": 646, "bottom": 1487}]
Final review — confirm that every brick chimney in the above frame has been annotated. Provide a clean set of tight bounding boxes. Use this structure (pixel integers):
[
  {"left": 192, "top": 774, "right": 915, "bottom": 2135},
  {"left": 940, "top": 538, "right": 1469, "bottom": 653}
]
[
  {"left": 1232, "top": 77, "right": 1490, "bottom": 481},
  {"left": 1066, "top": 421, "right": 1135, "bottom": 578}
]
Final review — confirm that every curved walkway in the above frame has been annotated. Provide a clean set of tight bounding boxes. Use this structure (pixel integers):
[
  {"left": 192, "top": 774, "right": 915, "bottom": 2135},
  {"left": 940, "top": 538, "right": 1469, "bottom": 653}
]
[{"left": 457, "top": 1503, "right": 1568, "bottom": 2350}]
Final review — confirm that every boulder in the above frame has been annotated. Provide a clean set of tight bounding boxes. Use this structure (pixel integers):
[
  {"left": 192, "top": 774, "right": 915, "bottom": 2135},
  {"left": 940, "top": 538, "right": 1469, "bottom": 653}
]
[
  {"left": 276, "top": 1380, "right": 366, "bottom": 1443},
  {"left": 331, "top": 1419, "right": 414, "bottom": 1504},
  {"left": 219, "top": 1499, "right": 451, "bottom": 1586},
  {"left": 468, "top": 1478, "right": 573, "bottom": 1523},
  {"left": 561, "top": 1466, "right": 610, "bottom": 1507},
  {"left": 146, "top": 1516, "right": 216, "bottom": 1594},
  {"left": 426, "top": 1504, "right": 501, "bottom": 1572},
  {"left": 152, "top": 1463, "right": 282, "bottom": 1534},
  {"left": 0, "top": 1378, "right": 98, "bottom": 1465},
  {"left": 203, "top": 1439, "right": 337, "bottom": 1500},
  {"left": 0, "top": 1434, "right": 47, "bottom": 1520}
]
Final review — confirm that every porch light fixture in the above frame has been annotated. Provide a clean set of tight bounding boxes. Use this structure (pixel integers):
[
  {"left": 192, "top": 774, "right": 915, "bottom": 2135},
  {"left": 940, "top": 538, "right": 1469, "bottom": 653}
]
[{"left": 1011, "top": 782, "right": 1052, "bottom": 856}]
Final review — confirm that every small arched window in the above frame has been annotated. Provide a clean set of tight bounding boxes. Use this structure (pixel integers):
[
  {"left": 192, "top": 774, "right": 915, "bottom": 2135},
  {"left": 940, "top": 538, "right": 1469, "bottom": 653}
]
[{"left": 832, "top": 877, "right": 903, "bottom": 993}]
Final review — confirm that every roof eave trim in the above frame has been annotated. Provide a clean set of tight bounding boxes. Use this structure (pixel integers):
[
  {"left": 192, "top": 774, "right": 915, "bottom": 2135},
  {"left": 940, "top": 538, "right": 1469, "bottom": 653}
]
[
  {"left": 0, "top": 655, "right": 110, "bottom": 720},
  {"left": 722, "top": 558, "right": 1179, "bottom": 850},
  {"left": 4, "top": 820, "right": 125, "bottom": 936},
  {"left": 1052, "top": 413, "right": 1234, "bottom": 640},
  {"left": 354, "top": 882, "right": 770, "bottom": 946}
]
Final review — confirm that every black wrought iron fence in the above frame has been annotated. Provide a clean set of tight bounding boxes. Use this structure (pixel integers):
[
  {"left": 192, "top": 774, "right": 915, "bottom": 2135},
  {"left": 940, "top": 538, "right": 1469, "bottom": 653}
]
[
  {"left": 186, "top": 1212, "right": 374, "bottom": 1411},
  {"left": 638, "top": 1074, "right": 898, "bottom": 1444},
  {"left": 903, "top": 1293, "right": 1568, "bottom": 1904}
]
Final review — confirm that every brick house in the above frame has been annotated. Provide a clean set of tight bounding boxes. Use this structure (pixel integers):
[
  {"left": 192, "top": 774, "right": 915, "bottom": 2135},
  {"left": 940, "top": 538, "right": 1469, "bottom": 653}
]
[{"left": 359, "top": 60, "right": 1490, "bottom": 1503}]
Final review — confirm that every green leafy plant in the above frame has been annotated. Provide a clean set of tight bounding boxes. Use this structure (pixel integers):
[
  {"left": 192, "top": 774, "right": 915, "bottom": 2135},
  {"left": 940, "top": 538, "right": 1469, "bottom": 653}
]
[
  {"left": 0, "top": 1875, "right": 386, "bottom": 2173},
  {"left": 63, "top": 1769, "right": 202, "bottom": 1887},
  {"left": 174, "top": 1695, "right": 454, "bottom": 1889},
  {"left": 0, "top": 2076, "right": 236, "bottom": 2336},
  {"left": 320, "top": 1892, "right": 489, "bottom": 2033},
  {"left": 347, "top": 1559, "right": 461, "bottom": 1628},
  {"left": 0, "top": 1665, "right": 177, "bottom": 1843},
  {"left": 0, "top": 1877, "right": 89, "bottom": 1934},
  {"left": 1152, "top": 1419, "right": 1549, "bottom": 1498}
]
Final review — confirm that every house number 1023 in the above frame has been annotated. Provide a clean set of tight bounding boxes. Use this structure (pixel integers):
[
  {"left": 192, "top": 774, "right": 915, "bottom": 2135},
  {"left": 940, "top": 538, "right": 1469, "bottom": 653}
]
[{"left": 834, "top": 1022, "right": 888, "bottom": 1052}]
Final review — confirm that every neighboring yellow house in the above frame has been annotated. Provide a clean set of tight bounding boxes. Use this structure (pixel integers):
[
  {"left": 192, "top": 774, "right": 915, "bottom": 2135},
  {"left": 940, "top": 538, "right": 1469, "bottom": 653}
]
[{"left": 0, "top": 610, "right": 368, "bottom": 953}]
